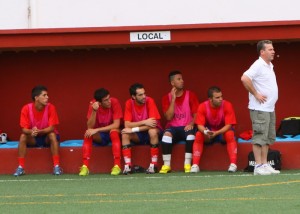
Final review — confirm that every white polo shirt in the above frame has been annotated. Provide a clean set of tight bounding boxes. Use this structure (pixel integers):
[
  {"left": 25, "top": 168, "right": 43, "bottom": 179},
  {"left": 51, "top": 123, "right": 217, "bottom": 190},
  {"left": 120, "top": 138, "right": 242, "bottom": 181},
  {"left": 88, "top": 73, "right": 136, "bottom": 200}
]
[{"left": 243, "top": 57, "right": 278, "bottom": 112}]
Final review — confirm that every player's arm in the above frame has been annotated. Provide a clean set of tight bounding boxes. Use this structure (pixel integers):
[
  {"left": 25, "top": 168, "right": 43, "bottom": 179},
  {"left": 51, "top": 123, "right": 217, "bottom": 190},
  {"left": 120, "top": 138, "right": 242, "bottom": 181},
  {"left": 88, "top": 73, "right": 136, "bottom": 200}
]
[
  {"left": 87, "top": 102, "right": 99, "bottom": 129},
  {"left": 164, "top": 88, "right": 177, "bottom": 120}
]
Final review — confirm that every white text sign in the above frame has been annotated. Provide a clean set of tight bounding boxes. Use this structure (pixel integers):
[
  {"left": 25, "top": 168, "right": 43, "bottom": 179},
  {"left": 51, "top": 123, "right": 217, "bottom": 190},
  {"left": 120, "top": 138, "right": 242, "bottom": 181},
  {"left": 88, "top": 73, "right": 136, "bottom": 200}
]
[{"left": 130, "top": 31, "right": 171, "bottom": 42}]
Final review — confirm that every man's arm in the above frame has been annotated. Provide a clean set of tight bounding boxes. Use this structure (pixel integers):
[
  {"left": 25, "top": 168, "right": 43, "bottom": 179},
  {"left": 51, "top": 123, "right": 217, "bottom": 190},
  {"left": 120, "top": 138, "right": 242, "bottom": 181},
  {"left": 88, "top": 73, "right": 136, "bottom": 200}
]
[
  {"left": 241, "top": 74, "right": 266, "bottom": 103},
  {"left": 85, "top": 119, "right": 121, "bottom": 138},
  {"left": 164, "top": 87, "right": 176, "bottom": 120},
  {"left": 87, "top": 102, "right": 99, "bottom": 128}
]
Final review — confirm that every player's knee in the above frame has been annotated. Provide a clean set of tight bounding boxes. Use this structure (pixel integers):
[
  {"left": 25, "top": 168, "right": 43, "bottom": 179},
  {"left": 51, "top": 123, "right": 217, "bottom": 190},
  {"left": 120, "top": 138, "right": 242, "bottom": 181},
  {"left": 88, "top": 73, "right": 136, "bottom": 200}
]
[
  {"left": 186, "top": 134, "right": 195, "bottom": 141},
  {"left": 148, "top": 128, "right": 158, "bottom": 138},
  {"left": 162, "top": 135, "right": 172, "bottom": 144},
  {"left": 224, "top": 130, "right": 235, "bottom": 142},
  {"left": 194, "top": 131, "right": 204, "bottom": 144}
]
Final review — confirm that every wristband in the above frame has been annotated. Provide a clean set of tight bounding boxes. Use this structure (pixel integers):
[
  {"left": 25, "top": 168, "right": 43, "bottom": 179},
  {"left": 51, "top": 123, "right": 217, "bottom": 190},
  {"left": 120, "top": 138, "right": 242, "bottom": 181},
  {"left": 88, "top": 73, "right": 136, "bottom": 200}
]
[
  {"left": 132, "top": 127, "right": 140, "bottom": 133},
  {"left": 203, "top": 130, "right": 209, "bottom": 135}
]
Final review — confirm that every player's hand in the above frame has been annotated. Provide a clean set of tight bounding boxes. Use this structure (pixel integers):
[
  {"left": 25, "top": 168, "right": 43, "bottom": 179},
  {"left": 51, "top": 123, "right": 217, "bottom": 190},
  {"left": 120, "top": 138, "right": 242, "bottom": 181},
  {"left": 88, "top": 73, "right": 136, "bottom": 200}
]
[
  {"left": 121, "top": 128, "right": 134, "bottom": 134},
  {"left": 144, "top": 118, "right": 157, "bottom": 127},
  {"left": 171, "top": 87, "right": 177, "bottom": 101},
  {"left": 91, "top": 101, "right": 100, "bottom": 111},
  {"left": 85, "top": 129, "right": 97, "bottom": 138},
  {"left": 184, "top": 124, "right": 194, "bottom": 132},
  {"left": 31, "top": 127, "right": 39, "bottom": 137}
]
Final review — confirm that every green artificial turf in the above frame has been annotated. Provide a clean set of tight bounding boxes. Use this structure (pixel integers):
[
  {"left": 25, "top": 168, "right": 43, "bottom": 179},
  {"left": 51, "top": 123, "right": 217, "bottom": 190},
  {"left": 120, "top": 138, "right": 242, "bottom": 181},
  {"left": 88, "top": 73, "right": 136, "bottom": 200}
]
[{"left": 1, "top": 171, "right": 300, "bottom": 214}]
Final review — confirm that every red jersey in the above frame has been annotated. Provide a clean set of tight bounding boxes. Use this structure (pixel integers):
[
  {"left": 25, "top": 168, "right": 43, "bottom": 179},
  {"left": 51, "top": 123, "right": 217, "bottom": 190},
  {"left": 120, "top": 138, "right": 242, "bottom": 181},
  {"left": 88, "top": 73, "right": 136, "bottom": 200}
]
[
  {"left": 195, "top": 100, "right": 236, "bottom": 128},
  {"left": 162, "top": 90, "right": 199, "bottom": 114},
  {"left": 20, "top": 102, "right": 59, "bottom": 129},
  {"left": 87, "top": 97, "right": 123, "bottom": 128},
  {"left": 124, "top": 97, "right": 161, "bottom": 122}
]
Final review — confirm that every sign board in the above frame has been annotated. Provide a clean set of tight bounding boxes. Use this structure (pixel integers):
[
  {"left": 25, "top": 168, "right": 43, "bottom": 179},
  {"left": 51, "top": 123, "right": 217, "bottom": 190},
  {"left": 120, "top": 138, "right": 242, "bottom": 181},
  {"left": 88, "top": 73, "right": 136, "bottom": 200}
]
[{"left": 130, "top": 31, "right": 171, "bottom": 42}]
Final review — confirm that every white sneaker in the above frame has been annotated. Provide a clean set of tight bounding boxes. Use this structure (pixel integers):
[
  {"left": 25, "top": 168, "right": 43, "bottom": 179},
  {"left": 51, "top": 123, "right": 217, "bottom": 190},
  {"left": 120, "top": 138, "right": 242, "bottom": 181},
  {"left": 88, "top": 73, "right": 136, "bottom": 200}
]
[
  {"left": 122, "top": 164, "right": 131, "bottom": 175},
  {"left": 146, "top": 163, "right": 156, "bottom": 174},
  {"left": 190, "top": 164, "right": 200, "bottom": 173},
  {"left": 254, "top": 165, "right": 272, "bottom": 175},
  {"left": 263, "top": 164, "right": 280, "bottom": 174},
  {"left": 228, "top": 163, "right": 237, "bottom": 173}
]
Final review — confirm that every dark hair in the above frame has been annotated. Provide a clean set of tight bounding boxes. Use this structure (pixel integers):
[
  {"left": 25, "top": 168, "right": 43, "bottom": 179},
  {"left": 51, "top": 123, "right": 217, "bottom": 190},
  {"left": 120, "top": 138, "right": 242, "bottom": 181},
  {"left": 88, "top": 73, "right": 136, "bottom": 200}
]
[
  {"left": 257, "top": 40, "right": 272, "bottom": 55},
  {"left": 129, "top": 83, "right": 144, "bottom": 96},
  {"left": 94, "top": 88, "right": 110, "bottom": 102},
  {"left": 207, "top": 86, "right": 221, "bottom": 98},
  {"left": 31, "top": 85, "right": 47, "bottom": 101},
  {"left": 168, "top": 70, "right": 182, "bottom": 82}
]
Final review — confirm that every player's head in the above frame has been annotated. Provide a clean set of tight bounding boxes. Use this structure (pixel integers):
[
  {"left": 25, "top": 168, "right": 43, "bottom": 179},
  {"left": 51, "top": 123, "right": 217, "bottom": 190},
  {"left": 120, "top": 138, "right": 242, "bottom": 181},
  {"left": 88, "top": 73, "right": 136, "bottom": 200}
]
[
  {"left": 31, "top": 85, "right": 48, "bottom": 101},
  {"left": 94, "top": 88, "right": 110, "bottom": 102},
  {"left": 208, "top": 86, "right": 223, "bottom": 107},
  {"left": 129, "top": 83, "right": 146, "bottom": 105}
]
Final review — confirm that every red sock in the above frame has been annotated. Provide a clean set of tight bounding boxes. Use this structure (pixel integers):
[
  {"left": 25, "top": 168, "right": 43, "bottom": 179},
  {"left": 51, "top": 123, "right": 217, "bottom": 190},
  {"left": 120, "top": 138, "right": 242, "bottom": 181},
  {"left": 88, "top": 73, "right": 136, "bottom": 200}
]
[
  {"left": 18, "top": 157, "right": 25, "bottom": 168},
  {"left": 150, "top": 147, "right": 159, "bottom": 166},
  {"left": 82, "top": 137, "right": 93, "bottom": 167},
  {"left": 224, "top": 130, "right": 237, "bottom": 164},
  {"left": 122, "top": 147, "right": 131, "bottom": 166},
  {"left": 52, "top": 155, "right": 60, "bottom": 167},
  {"left": 192, "top": 131, "right": 204, "bottom": 165},
  {"left": 110, "top": 131, "right": 121, "bottom": 167}
]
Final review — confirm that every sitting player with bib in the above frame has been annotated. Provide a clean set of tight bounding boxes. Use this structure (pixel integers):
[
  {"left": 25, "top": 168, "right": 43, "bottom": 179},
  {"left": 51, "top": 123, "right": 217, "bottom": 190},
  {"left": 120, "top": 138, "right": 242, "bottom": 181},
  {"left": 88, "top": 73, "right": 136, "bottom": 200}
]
[{"left": 191, "top": 86, "right": 238, "bottom": 173}]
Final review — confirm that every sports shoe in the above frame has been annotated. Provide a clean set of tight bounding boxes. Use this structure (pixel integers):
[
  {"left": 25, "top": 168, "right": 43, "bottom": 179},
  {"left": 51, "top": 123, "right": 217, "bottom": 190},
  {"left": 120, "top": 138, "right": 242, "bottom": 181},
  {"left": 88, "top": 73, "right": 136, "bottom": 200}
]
[
  {"left": 13, "top": 166, "right": 25, "bottom": 176},
  {"left": 264, "top": 164, "right": 280, "bottom": 174},
  {"left": 190, "top": 164, "right": 200, "bottom": 173},
  {"left": 146, "top": 163, "right": 157, "bottom": 174},
  {"left": 159, "top": 165, "right": 171, "bottom": 174},
  {"left": 79, "top": 165, "right": 89, "bottom": 176},
  {"left": 53, "top": 165, "right": 62, "bottom": 175},
  {"left": 228, "top": 163, "right": 237, "bottom": 173},
  {"left": 184, "top": 164, "right": 191, "bottom": 173},
  {"left": 123, "top": 164, "right": 131, "bottom": 175},
  {"left": 111, "top": 165, "right": 121, "bottom": 176},
  {"left": 254, "top": 165, "right": 272, "bottom": 175}
]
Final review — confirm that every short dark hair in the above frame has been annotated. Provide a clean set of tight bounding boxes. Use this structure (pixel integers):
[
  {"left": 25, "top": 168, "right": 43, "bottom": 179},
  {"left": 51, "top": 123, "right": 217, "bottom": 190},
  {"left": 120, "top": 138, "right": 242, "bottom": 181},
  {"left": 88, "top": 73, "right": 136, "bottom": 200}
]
[
  {"left": 31, "top": 85, "right": 47, "bottom": 101},
  {"left": 257, "top": 40, "right": 272, "bottom": 55},
  {"left": 94, "top": 88, "right": 109, "bottom": 102},
  {"left": 129, "top": 83, "right": 144, "bottom": 96},
  {"left": 168, "top": 70, "right": 182, "bottom": 82},
  {"left": 207, "top": 86, "right": 221, "bottom": 98}
]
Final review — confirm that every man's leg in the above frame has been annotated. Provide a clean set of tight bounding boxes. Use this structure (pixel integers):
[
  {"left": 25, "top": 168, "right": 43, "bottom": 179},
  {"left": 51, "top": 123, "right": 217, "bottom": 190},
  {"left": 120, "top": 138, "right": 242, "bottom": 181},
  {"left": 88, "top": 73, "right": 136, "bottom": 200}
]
[
  {"left": 79, "top": 136, "right": 93, "bottom": 176},
  {"left": 13, "top": 133, "right": 32, "bottom": 176},
  {"left": 49, "top": 132, "right": 62, "bottom": 175},
  {"left": 192, "top": 131, "right": 204, "bottom": 166},
  {"left": 224, "top": 130, "right": 238, "bottom": 172},
  {"left": 184, "top": 130, "right": 195, "bottom": 173},
  {"left": 122, "top": 132, "right": 140, "bottom": 174},
  {"left": 110, "top": 130, "right": 122, "bottom": 175},
  {"left": 159, "top": 131, "right": 172, "bottom": 174}
]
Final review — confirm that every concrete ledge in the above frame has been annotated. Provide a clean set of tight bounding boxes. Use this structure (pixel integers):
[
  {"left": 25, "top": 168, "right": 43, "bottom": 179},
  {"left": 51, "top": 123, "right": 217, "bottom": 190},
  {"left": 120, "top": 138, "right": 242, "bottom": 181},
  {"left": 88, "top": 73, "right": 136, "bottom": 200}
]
[{"left": 1, "top": 140, "right": 300, "bottom": 175}]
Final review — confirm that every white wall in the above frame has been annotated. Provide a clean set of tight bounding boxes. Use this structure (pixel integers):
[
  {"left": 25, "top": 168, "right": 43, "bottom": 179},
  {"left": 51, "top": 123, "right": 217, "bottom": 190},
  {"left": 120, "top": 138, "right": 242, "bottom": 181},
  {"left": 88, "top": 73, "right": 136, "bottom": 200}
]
[
  {"left": 0, "top": 0, "right": 299, "bottom": 30},
  {"left": 0, "top": 0, "right": 28, "bottom": 29}
]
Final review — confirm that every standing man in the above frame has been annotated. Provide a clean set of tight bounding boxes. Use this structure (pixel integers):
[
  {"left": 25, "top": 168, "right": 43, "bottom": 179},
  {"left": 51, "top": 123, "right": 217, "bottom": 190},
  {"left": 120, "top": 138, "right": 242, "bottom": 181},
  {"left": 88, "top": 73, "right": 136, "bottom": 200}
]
[
  {"left": 121, "top": 83, "right": 162, "bottom": 174},
  {"left": 191, "top": 86, "right": 238, "bottom": 173},
  {"left": 79, "top": 88, "right": 123, "bottom": 176},
  {"left": 13, "top": 85, "right": 62, "bottom": 176},
  {"left": 241, "top": 40, "right": 280, "bottom": 175},
  {"left": 159, "top": 70, "right": 199, "bottom": 173}
]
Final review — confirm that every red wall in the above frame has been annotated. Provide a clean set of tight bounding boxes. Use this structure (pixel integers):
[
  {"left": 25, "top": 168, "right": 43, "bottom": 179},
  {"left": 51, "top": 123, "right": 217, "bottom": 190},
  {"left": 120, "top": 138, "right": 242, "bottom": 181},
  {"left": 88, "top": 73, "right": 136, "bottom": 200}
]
[{"left": 1, "top": 42, "right": 300, "bottom": 141}]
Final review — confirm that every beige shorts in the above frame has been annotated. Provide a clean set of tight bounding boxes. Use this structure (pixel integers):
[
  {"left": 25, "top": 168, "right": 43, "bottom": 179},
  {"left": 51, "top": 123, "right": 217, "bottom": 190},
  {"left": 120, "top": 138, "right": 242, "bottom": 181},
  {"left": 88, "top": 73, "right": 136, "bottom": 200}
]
[{"left": 250, "top": 110, "right": 276, "bottom": 145}]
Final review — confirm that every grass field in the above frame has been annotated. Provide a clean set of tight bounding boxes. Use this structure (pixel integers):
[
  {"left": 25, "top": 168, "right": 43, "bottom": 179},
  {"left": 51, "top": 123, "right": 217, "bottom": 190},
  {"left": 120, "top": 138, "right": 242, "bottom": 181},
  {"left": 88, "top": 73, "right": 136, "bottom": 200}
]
[{"left": 1, "top": 170, "right": 300, "bottom": 214}]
